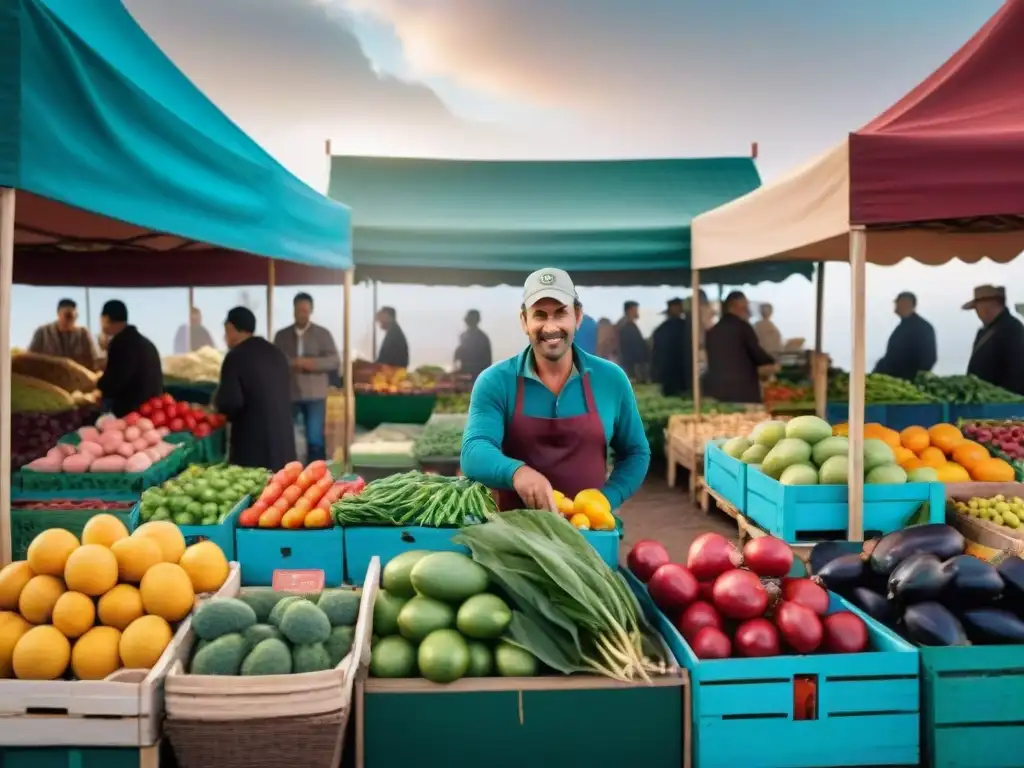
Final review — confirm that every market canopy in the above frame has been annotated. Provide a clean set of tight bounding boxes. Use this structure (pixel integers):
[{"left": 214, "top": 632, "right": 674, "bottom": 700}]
[
  {"left": 327, "top": 154, "right": 813, "bottom": 287},
  {"left": 692, "top": 0, "right": 1024, "bottom": 270},
  {"left": 0, "top": 0, "right": 352, "bottom": 287}
]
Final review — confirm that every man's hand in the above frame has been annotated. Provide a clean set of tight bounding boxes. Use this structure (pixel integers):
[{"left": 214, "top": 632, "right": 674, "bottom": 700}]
[
  {"left": 293, "top": 358, "right": 315, "bottom": 372},
  {"left": 512, "top": 465, "right": 557, "bottom": 513}
]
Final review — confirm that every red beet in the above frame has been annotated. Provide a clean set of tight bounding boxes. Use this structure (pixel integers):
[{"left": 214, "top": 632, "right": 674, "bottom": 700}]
[
  {"left": 648, "top": 563, "right": 699, "bottom": 613},
  {"left": 734, "top": 618, "right": 781, "bottom": 657},
  {"left": 775, "top": 601, "right": 824, "bottom": 654},
  {"left": 743, "top": 536, "right": 794, "bottom": 579},
  {"left": 691, "top": 626, "right": 732, "bottom": 659},
  {"left": 676, "top": 600, "right": 724, "bottom": 643},
  {"left": 822, "top": 612, "right": 869, "bottom": 654},
  {"left": 712, "top": 569, "right": 769, "bottom": 620},
  {"left": 687, "top": 532, "right": 742, "bottom": 582},
  {"left": 627, "top": 540, "right": 671, "bottom": 583},
  {"left": 781, "top": 578, "right": 830, "bottom": 616}
]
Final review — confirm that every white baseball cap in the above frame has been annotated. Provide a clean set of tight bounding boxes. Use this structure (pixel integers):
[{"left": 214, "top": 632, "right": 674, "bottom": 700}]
[{"left": 523, "top": 268, "right": 578, "bottom": 308}]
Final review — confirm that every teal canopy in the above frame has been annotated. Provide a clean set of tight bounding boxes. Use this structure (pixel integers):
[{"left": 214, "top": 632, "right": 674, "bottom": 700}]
[
  {"left": 328, "top": 155, "right": 812, "bottom": 287},
  {"left": 1, "top": 0, "right": 351, "bottom": 286}
]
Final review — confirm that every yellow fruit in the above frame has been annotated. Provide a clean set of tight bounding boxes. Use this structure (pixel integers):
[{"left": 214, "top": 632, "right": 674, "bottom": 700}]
[
  {"left": 178, "top": 541, "right": 229, "bottom": 594},
  {"left": 131, "top": 521, "right": 186, "bottom": 564},
  {"left": 0, "top": 561, "right": 35, "bottom": 611},
  {"left": 918, "top": 446, "right": 947, "bottom": 468},
  {"left": 935, "top": 462, "right": 971, "bottom": 483},
  {"left": 552, "top": 490, "right": 576, "bottom": 518},
  {"left": 64, "top": 544, "right": 119, "bottom": 597},
  {"left": 573, "top": 489, "right": 616, "bottom": 531},
  {"left": 119, "top": 615, "right": 172, "bottom": 670},
  {"left": 899, "top": 426, "right": 930, "bottom": 453},
  {"left": 12, "top": 625, "right": 71, "bottom": 680},
  {"left": 139, "top": 563, "right": 195, "bottom": 622},
  {"left": 81, "top": 513, "right": 130, "bottom": 548},
  {"left": 110, "top": 536, "right": 163, "bottom": 583},
  {"left": 72, "top": 626, "right": 122, "bottom": 680},
  {"left": 569, "top": 513, "right": 591, "bottom": 529},
  {"left": 27, "top": 528, "right": 80, "bottom": 577},
  {"left": 971, "top": 457, "right": 1016, "bottom": 483},
  {"left": 52, "top": 591, "right": 96, "bottom": 639},
  {"left": 18, "top": 574, "right": 66, "bottom": 624},
  {"left": 98, "top": 584, "right": 145, "bottom": 631},
  {"left": 928, "top": 424, "right": 964, "bottom": 455},
  {"left": 0, "top": 613, "right": 32, "bottom": 678}
]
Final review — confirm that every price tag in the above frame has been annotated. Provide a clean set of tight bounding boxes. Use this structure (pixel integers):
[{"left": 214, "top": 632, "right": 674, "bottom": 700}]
[{"left": 272, "top": 569, "right": 325, "bottom": 592}]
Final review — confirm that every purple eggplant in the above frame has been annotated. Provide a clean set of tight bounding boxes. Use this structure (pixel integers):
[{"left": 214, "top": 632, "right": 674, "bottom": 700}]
[
  {"left": 887, "top": 553, "right": 951, "bottom": 604},
  {"left": 902, "top": 602, "right": 970, "bottom": 647},
  {"left": 869, "top": 524, "right": 965, "bottom": 577},
  {"left": 997, "top": 557, "right": 1024, "bottom": 614},
  {"left": 940, "top": 555, "right": 1003, "bottom": 608},
  {"left": 813, "top": 553, "right": 865, "bottom": 592},
  {"left": 959, "top": 607, "right": 1024, "bottom": 645},
  {"left": 849, "top": 586, "right": 895, "bottom": 625}
]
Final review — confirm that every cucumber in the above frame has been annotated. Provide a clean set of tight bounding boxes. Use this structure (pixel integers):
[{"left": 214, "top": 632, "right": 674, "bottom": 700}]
[{"left": 410, "top": 552, "right": 489, "bottom": 603}]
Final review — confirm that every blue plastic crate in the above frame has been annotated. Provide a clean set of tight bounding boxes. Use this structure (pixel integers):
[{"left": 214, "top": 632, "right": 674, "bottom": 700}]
[
  {"left": 826, "top": 403, "right": 888, "bottom": 424},
  {"left": 949, "top": 402, "right": 1024, "bottom": 422},
  {"left": 704, "top": 440, "right": 747, "bottom": 512},
  {"left": 745, "top": 468, "right": 944, "bottom": 542},
  {"left": 920, "top": 644, "right": 1024, "bottom": 768},
  {"left": 344, "top": 522, "right": 622, "bottom": 583},
  {"left": 234, "top": 525, "right": 344, "bottom": 586},
  {"left": 624, "top": 570, "right": 920, "bottom": 768},
  {"left": 128, "top": 495, "right": 247, "bottom": 560},
  {"left": 884, "top": 402, "right": 948, "bottom": 431}
]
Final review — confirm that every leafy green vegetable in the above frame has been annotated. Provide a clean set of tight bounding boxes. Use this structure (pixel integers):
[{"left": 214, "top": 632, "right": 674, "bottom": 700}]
[
  {"left": 332, "top": 470, "right": 496, "bottom": 527},
  {"left": 413, "top": 423, "right": 463, "bottom": 460}
]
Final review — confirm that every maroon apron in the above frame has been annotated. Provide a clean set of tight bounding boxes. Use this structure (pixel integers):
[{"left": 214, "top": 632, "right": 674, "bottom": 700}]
[{"left": 495, "top": 372, "right": 609, "bottom": 511}]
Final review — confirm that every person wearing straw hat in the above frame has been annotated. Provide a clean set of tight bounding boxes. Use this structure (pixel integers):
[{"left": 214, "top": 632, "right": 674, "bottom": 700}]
[{"left": 964, "top": 285, "right": 1024, "bottom": 395}]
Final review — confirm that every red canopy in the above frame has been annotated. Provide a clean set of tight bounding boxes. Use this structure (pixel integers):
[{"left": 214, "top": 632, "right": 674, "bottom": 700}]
[{"left": 849, "top": 0, "right": 1024, "bottom": 226}]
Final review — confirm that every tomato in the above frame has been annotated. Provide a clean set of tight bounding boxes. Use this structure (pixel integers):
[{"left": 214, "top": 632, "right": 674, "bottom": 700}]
[
  {"left": 294, "top": 471, "right": 314, "bottom": 491},
  {"left": 238, "top": 508, "right": 261, "bottom": 527},
  {"left": 194, "top": 423, "right": 212, "bottom": 438},
  {"left": 184, "top": 415, "right": 197, "bottom": 431},
  {"left": 139, "top": 403, "right": 153, "bottom": 417},
  {"left": 168, "top": 418, "right": 186, "bottom": 432},
  {"left": 272, "top": 496, "right": 291, "bottom": 512},
  {"left": 147, "top": 396, "right": 164, "bottom": 409},
  {"left": 282, "top": 485, "right": 303, "bottom": 505},
  {"left": 150, "top": 411, "right": 167, "bottom": 427},
  {"left": 161, "top": 393, "right": 176, "bottom": 407},
  {"left": 259, "top": 482, "right": 283, "bottom": 503},
  {"left": 175, "top": 402, "right": 191, "bottom": 418},
  {"left": 283, "top": 461, "right": 304, "bottom": 475},
  {"left": 249, "top": 500, "right": 269, "bottom": 516},
  {"left": 124, "top": 412, "right": 141, "bottom": 426},
  {"left": 306, "top": 461, "right": 328, "bottom": 481},
  {"left": 294, "top": 498, "right": 313, "bottom": 513},
  {"left": 259, "top": 508, "right": 284, "bottom": 528}
]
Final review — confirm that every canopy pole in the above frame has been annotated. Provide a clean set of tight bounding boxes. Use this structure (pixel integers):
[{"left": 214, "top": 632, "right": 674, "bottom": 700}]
[
  {"left": 187, "top": 287, "right": 195, "bottom": 352},
  {"left": 371, "top": 281, "right": 378, "bottom": 357},
  {"left": 0, "top": 188, "right": 16, "bottom": 565},
  {"left": 343, "top": 268, "right": 355, "bottom": 470},
  {"left": 848, "top": 229, "right": 867, "bottom": 542},
  {"left": 84, "top": 288, "right": 93, "bottom": 335},
  {"left": 266, "top": 260, "right": 275, "bottom": 337},
  {"left": 813, "top": 262, "right": 827, "bottom": 418},
  {"left": 691, "top": 269, "right": 702, "bottom": 422}
]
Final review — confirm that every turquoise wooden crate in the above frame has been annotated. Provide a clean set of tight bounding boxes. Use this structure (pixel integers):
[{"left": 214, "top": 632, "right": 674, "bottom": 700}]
[
  {"left": 343, "top": 523, "right": 622, "bottom": 583},
  {"left": 235, "top": 526, "right": 344, "bottom": 586},
  {"left": 9, "top": 502, "right": 135, "bottom": 560},
  {"left": 624, "top": 570, "right": 920, "bottom": 768},
  {"left": 0, "top": 745, "right": 161, "bottom": 768},
  {"left": 745, "top": 467, "right": 944, "bottom": 542},
  {"left": 921, "top": 644, "right": 1024, "bottom": 768},
  {"left": 826, "top": 403, "right": 888, "bottom": 424},
  {"left": 128, "top": 495, "right": 247, "bottom": 560},
  {"left": 704, "top": 440, "right": 746, "bottom": 512},
  {"left": 950, "top": 402, "right": 1024, "bottom": 422},
  {"left": 884, "top": 402, "right": 948, "bottom": 431}
]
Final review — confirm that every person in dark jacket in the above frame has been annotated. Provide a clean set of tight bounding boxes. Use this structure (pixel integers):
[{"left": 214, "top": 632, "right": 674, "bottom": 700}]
[
  {"left": 964, "top": 285, "right": 1024, "bottom": 395},
  {"left": 376, "top": 306, "right": 410, "bottom": 368},
  {"left": 96, "top": 301, "right": 162, "bottom": 417},
  {"left": 215, "top": 307, "right": 297, "bottom": 470},
  {"left": 617, "top": 300, "right": 648, "bottom": 381},
  {"left": 454, "top": 309, "right": 492, "bottom": 379},
  {"left": 874, "top": 291, "right": 937, "bottom": 380},
  {"left": 703, "top": 291, "right": 775, "bottom": 404},
  {"left": 651, "top": 297, "right": 692, "bottom": 397}
]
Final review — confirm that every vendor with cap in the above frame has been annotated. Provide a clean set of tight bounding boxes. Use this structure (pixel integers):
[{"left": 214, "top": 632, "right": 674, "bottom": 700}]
[
  {"left": 461, "top": 268, "right": 650, "bottom": 513},
  {"left": 965, "top": 285, "right": 1024, "bottom": 395}
]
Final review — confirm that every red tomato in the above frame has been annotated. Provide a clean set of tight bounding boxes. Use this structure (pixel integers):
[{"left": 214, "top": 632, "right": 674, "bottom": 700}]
[
  {"left": 306, "top": 461, "right": 328, "bottom": 481},
  {"left": 168, "top": 418, "right": 186, "bottom": 432},
  {"left": 272, "top": 496, "right": 291, "bottom": 512},
  {"left": 175, "top": 402, "right": 191, "bottom": 418},
  {"left": 124, "top": 412, "right": 141, "bottom": 426},
  {"left": 282, "top": 485, "right": 303, "bottom": 505},
  {"left": 283, "top": 461, "right": 304, "bottom": 475},
  {"left": 259, "top": 482, "right": 283, "bottom": 503},
  {"left": 147, "top": 396, "right": 164, "bottom": 409},
  {"left": 184, "top": 415, "right": 197, "bottom": 431},
  {"left": 238, "top": 508, "right": 261, "bottom": 527},
  {"left": 161, "top": 393, "right": 176, "bottom": 407},
  {"left": 194, "top": 423, "right": 212, "bottom": 438},
  {"left": 294, "top": 471, "right": 314, "bottom": 491},
  {"left": 139, "top": 403, "right": 153, "bottom": 417},
  {"left": 150, "top": 410, "right": 167, "bottom": 427},
  {"left": 249, "top": 500, "right": 269, "bottom": 516}
]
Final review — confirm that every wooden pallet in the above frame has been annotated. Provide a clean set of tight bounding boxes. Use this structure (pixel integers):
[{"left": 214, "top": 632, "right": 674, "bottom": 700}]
[
  {"left": 665, "top": 431, "right": 703, "bottom": 503},
  {"left": 698, "top": 481, "right": 739, "bottom": 521}
]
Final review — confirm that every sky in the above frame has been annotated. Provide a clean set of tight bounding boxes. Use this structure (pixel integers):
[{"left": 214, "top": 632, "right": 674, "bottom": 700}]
[{"left": 12, "top": 0, "right": 1023, "bottom": 373}]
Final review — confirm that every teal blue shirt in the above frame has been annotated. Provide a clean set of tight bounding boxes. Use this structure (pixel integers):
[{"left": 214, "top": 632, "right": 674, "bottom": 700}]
[{"left": 461, "top": 345, "right": 650, "bottom": 508}]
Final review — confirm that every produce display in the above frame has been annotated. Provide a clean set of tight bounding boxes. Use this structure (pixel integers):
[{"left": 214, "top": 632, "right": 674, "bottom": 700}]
[
  {"left": 763, "top": 382, "right": 813, "bottom": 407},
  {"left": 552, "top": 488, "right": 616, "bottom": 531},
  {"left": 0, "top": 515, "right": 231, "bottom": 680},
  {"left": 184, "top": 588, "right": 360, "bottom": 675},
  {"left": 240, "top": 461, "right": 361, "bottom": 529},
  {"left": 354, "top": 363, "right": 470, "bottom": 394},
  {"left": 136, "top": 393, "right": 225, "bottom": 437},
  {"left": 628, "top": 533, "right": 871, "bottom": 659},
  {"left": 412, "top": 422, "right": 463, "bottom": 460},
  {"left": 22, "top": 414, "right": 181, "bottom": 475},
  {"left": 812, "top": 523, "right": 1024, "bottom": 646},
  {"left": 161, "top": 347, "right": 224, "bottom": 384},
  {"left": 894, "top": 423, "right": 1015, "bottom": 483},
  {"left": 433, "top": 393, "right": 471, "bottom": 414},
  {"left": 963, "top": 421, "right": 1024, "bottom": 477},
  {"left": 829, "top": 372, "right": 937, "bottom": 404},
  {"left": 333, "top": 471, "right": 494, "bottom": 528},
  {"left": 914, "top": 372, "right": 1024, "bottom": 404},
  {"left": 11, "top": 408, "right": 99, "bottom": 471},
  {"left": 139, "top": 464, "right": 271, "bottom": 527},
  {"left": 12, "top": 372, "right": 82, "bottom": 413},
  {"left": 669, "top": 411, "right": 777, "bottom": 452},
  {"left": 12, "top": 352, "right": 99, "bottom": 396},
  {"left": 13, "top": 500, "right": 135, "bottom": 513},
  {"left": 950, "top": 493, "right": 1024, "bottom": 530}
]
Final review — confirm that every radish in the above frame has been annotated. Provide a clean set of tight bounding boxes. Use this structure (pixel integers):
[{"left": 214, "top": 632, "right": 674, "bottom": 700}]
[
  {"left": 648, "top": 563, "right": 699, "bottom": 613},
  {"left": 822, "top": 612, "right": 869, "bottom": 654},
  {"left": 676, "top": 600, "right": 723, "bottom": 643},
  {"left": 691, "top": 626, "right": 731, "bottom": 659},
  {"left": 775, "top": 601, "right": 823, "bottom": 654},
  {"left": 733, "top": 618, "right": 780, "bottom": 657},
  {"left": 687, "top": 533, "right": 742, "bottom": 581},
  {"left": 627, "top": 540, "right": 670, "bottom": 583},
  {"left": 781, "top": 578, "right": 830, "bottom": 616},
  {"left": 712, "top": 569, "right": 769, "bottom": 620},
  {"left": 743, "top": 536, "right": 794, "bottom": 579}
]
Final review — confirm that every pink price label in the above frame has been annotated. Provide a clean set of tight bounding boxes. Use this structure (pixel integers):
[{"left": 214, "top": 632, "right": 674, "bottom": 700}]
[{"left": 272, "top": 569, "right": 325, "bottom": 592}]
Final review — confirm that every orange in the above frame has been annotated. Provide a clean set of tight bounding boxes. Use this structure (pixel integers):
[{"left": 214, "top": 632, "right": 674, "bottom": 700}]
[
  {"left": 917, "top": 446, "right": 947, "bottom": 468},
  {"left": 865, "top": 424, "right": 901, "bottom": 451},
  {"left": 951, "top": 441, "right": 989, "bottom": 472},
  {"left": 928, "top": 424, "right": 964, "bottom": 455},
  {"left": 892, "top": 446, "right": 916, "bottom": 466},
  {"left": 899, "top": 426, "right": 930, "bottom": 454},
  {"left": 901, "top": 457, "right": 926, "bottom": 471},
  {"left": 970, "top": 457, "right": 1015, "bottom": 483},
  {"left": 934, "top": 462, "right": 971, "bottom": 483}
]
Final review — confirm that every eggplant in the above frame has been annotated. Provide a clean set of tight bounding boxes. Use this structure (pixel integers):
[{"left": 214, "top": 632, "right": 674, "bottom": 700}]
[
  {"left": 869, "top": 524, "right": 965, "bottom": 577},
  {"left": 997, "top": 556, "right": 1024, "bottom": 613},
  {"left": 959, "top": 607, "right": 1024, "bottom": 644},
  {"left": 813, "top": 553, "right": 865, "bottom": 592},
  {"left": 809, "top": 541, "right": 854, "bottom": 576},
  {"left": 940, "top": 555, "right": 1004, "bottom": 608},
  {"left": 848, "top": 586, "right": 895, "bottom": 625},
  {"left": 902, "top": 602, "right": 970, "bottom": 646},
  {"left": 887, "top": 553, "right": 951, "bottom": 604}
]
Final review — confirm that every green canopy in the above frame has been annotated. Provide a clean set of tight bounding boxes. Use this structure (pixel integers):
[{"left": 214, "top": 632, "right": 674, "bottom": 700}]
[{"left": 328, "top": 155, "right": 812, "bottom": 287}]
